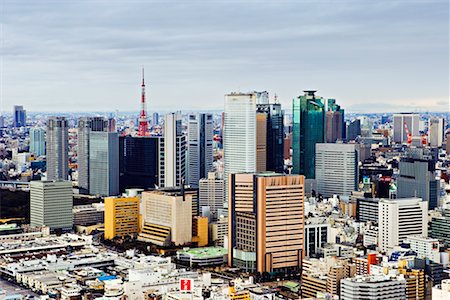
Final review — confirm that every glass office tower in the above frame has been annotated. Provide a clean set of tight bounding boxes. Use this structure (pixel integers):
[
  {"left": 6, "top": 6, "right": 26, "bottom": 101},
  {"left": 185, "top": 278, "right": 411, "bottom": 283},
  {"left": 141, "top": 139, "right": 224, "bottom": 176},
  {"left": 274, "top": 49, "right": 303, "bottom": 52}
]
[{"left": 292, "top": 91, "right": 325, "bottom": 179}]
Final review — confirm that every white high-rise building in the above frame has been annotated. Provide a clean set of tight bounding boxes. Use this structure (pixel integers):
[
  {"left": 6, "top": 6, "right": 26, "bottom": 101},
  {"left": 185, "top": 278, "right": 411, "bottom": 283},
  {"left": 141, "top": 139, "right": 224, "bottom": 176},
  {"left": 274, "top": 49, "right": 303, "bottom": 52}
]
[
  {"left": 46, "top": 117, "right": 69, "bottom": 181},
  {"left": 316, "top": 143, "right": 358, "bottom": 198},
  {"left": 187, "top": 113, "right": 213, "bottom": 187},
  {"left": 378, "top": 198, "right": 428, "bottom": 253},
  {"left": 30, "top": 127, "right": 45, "bottom": 157},
  {"left": 224, "top": 93, "right": 257, "bottom": 202},
  {"left": 393, "top": 113, "right": 420, "bottom": 143},
  {"left": 199, "top": 172, "right": 225, "bottom": 221},
  {"left": 429, "top": 117, "right": 444, "bottom": 147},
  {"left": 161, "top": 113, "right": 186, "bottom": 188},
  {"left": 30, "top": 180, "right": 73, "bottom": 231}
]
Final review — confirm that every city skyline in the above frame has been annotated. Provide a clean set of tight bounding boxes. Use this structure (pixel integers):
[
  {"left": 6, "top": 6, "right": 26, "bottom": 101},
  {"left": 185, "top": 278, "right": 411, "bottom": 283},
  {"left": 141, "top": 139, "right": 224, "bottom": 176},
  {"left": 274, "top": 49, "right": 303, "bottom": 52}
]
[{"left": 0, "top": 1, "right": 448, "bottom": 113}]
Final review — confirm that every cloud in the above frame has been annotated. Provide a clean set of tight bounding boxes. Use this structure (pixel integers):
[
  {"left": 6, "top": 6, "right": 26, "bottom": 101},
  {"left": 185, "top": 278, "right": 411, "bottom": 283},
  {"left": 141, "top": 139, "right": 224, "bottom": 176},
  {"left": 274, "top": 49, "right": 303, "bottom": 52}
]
[{"left": 0, "top": 0, "right": 448, "bottom": 112}]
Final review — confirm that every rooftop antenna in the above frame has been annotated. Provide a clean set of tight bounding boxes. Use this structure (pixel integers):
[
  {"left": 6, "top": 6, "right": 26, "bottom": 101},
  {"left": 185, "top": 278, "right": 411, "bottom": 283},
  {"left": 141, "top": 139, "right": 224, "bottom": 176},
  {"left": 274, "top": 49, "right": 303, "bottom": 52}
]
[{"left": 274, "top": 93, "right": 278, "bottom": 104}]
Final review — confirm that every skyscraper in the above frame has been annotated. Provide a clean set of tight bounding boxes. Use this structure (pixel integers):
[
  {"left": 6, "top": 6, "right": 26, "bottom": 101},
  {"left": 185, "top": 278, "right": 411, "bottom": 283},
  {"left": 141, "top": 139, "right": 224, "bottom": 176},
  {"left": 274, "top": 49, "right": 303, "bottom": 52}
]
[
  {"left": 397, "top": 155, "right": 439, "bottom": 209},
  {"left": 326, "top": 111, "right": 343, "bottom": 143},
  {"left": 429, "top": 117, "right": 444, "bottom": 147},
  {"left": 187, "top": 113, "right": 213, "bottom": 187},
  {"left": 346, "top": 119, "right": 361, "bottom": 141},
  {"left": 152, "top": 112, "right": 159, "bottom": 126},
  {"left": 256, "top": 102, "right": 284, "bottom": 173},
  {"left": 292, "top": 91, "right": 325, "bottom": 178},
  {"left": 119, "top": 135, "right": 160, "bottom": 192},
  {"left": 393, "top": 113, "right": 420, "bottom": 143},
  {"left": 13, "top": 105, "right": 26, "bottom": 127},
  {"left": 161, "top": 112, "right": 186, "bottom": 188},
  {"left": 46, "top": 117, "right": 69, "bottom": 181},
  {"left": 89, "top": 131, "right": 119, "bottom": 196},
  {"left": 378, "top": 198, "right": 428, "bottom": 253},
  {"left": 224, "top": 93, "right": 257, "bottom": 201},
  {"left": 30, "top": 127, "right": 46, "bottom": 157},
  {"left": 228, "top": 173, "right": 305, "bottom": 273},
  {"left": 316, "top": 143, "right": 358, "bottom": 198},
  {"left": 78, "top": 117, "right": 108, "bottom": 193},
  {"left": 325, "top": 99, "right": 344, "bottom": 143},
  {"left": 30, "top": 180, "right": 73, "bottom": 231}
]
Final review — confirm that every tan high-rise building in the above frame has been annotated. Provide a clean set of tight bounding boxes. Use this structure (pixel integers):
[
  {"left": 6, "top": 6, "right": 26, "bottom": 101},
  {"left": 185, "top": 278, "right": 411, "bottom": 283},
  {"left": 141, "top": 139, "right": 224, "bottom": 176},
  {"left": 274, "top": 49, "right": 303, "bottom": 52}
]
[
  {"left": 228, "top": 173, "right": 305, "bottom": 273},
  {"left": 138, "top": 190, "right": 192, "bottom": 246},
  {"left": 256, "top": 113, "right": 267, "bottom": 172}
]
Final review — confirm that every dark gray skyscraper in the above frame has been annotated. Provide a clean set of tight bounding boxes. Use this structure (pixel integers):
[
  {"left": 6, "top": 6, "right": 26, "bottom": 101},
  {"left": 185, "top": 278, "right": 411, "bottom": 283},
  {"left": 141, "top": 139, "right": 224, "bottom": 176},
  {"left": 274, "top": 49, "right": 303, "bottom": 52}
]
[
  {"left": 397, "top": 156, "right": 439, "bottom": 209},
  {"left": 46, "top": 117, "right": 69, "bottom": 181},
  {"left": 78, "top": 117, "right": 108, "bottom": 193},
  {"left": 187, "top": 113, "right": 213, "bottom": 187},
  {"left": 346, "top": 119, "right": 361, "bottom": 141},
  {"left": 256, "top": 102, "right": 284, "bottom": 173}
]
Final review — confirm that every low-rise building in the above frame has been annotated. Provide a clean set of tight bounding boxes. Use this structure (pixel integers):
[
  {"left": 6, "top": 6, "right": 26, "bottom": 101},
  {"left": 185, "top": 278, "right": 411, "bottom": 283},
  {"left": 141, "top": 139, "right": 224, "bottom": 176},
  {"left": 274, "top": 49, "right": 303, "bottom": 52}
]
[
  {"left": 176, "top": 247, "right": 227, "bottom": 268},
  {"left": 340, "top": 275, "right": 406, "bottom": 300}
]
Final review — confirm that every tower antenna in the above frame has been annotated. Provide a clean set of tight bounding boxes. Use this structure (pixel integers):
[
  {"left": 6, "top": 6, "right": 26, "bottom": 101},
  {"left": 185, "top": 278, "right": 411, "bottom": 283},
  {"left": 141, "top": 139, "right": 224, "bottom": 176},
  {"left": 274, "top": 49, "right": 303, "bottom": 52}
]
[{"left": 137, "top": 67, "right": 150, "bottom": 136}]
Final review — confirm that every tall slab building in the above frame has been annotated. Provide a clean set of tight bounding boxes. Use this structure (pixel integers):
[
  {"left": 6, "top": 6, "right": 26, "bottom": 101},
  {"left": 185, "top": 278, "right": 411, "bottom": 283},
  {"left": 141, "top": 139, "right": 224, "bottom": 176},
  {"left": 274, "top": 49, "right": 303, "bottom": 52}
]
[
  {"left": 46, "top": 117, "right": 69, "bottom": 181},
  {"left": 187, "top": 113, "right": 213, "bottom": 187},
  {"left": 30, "top": 180, "right": 73, "bottom": 231},
  {"left": 13, "top": 105, "right": 26, "bottom": 127},
  {"left": 228, "top": 173, "right": 305, "bottom": 273},
  {"left": 89, "top": 131, "right": 119, "bottom": 196},
  {"left": 429, "top": 117, "right": 445, "bottom": 147},
  {"left": 224, "top": 93, "right": 257, "bottom": 203},
  {"left": 316, "top": 143, "right": 358, "bottom": 198},
  {"left": 30, "top": 127, "right": 46, "bottom": 157},
  {"left": 256, "top": 103, "right": 284, "bottom": 173},
  {"left": 119, "top": 136, "right": 160, "bottom": 192},
  {"left": 378, "top": 198, "right": 428, "bottom": 253},
  {"left": 78, "top": 117, "right": 108, "bottom": 193},
  {"left": 393, "top": 113, "right": 420, "bottom": 143},
  {"left": 292, "top": 91, "right": 325, "bottom": 179},
  {"left": 161, "top": 113, "right": 186, "bottom": 188}
]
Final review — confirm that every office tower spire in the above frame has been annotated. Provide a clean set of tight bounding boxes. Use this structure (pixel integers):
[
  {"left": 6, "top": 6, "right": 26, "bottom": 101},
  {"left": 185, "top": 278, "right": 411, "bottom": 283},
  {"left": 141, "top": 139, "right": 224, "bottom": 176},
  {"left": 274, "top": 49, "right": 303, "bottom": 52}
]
[{"left": 138, "top": 68, "right": 150, "bottom": 136}]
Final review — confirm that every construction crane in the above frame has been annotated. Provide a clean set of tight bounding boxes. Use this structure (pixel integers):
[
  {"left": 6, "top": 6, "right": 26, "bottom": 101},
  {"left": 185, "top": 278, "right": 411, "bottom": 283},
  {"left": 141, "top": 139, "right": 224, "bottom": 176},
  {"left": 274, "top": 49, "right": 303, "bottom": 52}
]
[{"left": 403, "top": 122, "right": 412, "bottom": 144}]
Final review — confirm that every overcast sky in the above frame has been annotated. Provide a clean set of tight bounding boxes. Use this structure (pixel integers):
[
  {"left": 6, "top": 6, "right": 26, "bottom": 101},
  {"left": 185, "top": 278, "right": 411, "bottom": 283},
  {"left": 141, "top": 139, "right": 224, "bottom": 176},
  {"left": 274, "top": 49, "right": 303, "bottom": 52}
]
[{"left": 0, "top": 0, "right": 448, "bottom": 113}]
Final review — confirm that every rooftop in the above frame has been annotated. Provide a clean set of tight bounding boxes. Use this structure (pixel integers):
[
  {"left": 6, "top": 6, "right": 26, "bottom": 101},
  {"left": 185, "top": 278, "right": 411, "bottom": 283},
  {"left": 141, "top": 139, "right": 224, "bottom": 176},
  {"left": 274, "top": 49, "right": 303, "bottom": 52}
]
[{"left": 177, "top": 247, "right": 227, "bottom": 258}]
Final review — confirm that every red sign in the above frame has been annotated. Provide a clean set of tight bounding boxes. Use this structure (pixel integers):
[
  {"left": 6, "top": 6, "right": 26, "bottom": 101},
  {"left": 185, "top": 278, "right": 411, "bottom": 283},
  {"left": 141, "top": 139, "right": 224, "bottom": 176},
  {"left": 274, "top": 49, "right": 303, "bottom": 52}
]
[{"left": 180, "top": 278, "right": 193, "bottom": 292}]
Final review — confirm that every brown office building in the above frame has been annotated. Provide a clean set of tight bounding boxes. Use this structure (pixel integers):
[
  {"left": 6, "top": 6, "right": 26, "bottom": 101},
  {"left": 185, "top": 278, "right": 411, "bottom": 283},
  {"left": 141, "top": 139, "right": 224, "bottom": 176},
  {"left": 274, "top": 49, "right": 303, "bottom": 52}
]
[{"left": 228, "top": 173, "right": 305, "bottom": 273}]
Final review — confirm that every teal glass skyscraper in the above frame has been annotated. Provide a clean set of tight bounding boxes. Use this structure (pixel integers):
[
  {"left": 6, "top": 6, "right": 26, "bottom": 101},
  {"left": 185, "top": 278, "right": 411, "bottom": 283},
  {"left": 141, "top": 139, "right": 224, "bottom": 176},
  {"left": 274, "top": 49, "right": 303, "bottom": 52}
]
[{"left": 292, "top": 91, "right": 325, "bottom": 178}]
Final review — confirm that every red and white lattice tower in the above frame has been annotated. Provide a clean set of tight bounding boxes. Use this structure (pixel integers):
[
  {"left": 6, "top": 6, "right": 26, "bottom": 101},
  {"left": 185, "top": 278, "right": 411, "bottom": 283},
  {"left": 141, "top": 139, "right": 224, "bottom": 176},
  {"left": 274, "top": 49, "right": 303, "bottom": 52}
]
[{"left": 137, "top": 68, "right": 150, "bottom": 136}]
